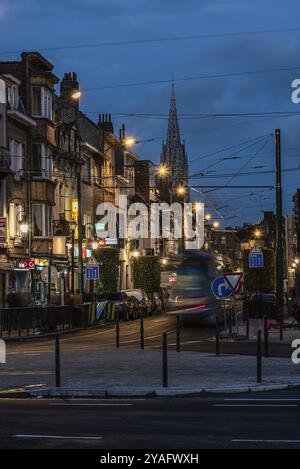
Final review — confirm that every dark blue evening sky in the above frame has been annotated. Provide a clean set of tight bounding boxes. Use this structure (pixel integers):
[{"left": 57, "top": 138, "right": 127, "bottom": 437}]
[{"left": 1, "top": 0, "right": 300, "bottom": 226}]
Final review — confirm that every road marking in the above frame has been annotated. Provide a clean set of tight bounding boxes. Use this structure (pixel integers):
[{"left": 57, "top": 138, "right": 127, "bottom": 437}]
[
  {"left": 225, "top": 399, "right": 300, "bottom": 401},
  {"left": 214, "top": 404, "right": 298, "bottom": 407},
  {"left": 14, "top": 434, "right": 102, "bottom": 440},
  {"left": 49, "top": 403, "right": 133, "bottom": 407},
  {"left": 232, "top": 439, "right": 300, "bottom": 444}
]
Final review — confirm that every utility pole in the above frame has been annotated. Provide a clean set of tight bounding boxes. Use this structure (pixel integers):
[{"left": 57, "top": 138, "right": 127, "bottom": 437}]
[
  {"left": 77, "top": 164, "right": 84, "bottom": 303},
  {"left": 275, "top": 129, "right": 284, "bottom": 323}
]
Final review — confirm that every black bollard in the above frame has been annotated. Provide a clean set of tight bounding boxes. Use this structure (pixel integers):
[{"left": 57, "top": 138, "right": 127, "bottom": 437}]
[
  {"left": 176, "top": 315, "right": 181, "bottom": 353},
  {"left": 257, "top": 330, "right": 262, "bottom": 383},
  {"left": 246, "top": 318, "right": 250, "bottom": 339},
  {"left": 55, "top": 334, "right": 61, "bottom": 388},
  {"left": 215, "top": 316, "right": 220, "bottom": 356},
  {"left": 264, "top": 317, "right": 269, "bottom": 358},
  {"left": 140, "top": 316, "right": 144, "bottom": 350},
  {"left": 279, "top": 322, "right": 283, "bottom": 341},
  {"left": 116, "top": 318, "right": 120, "bottom": 348},
  {"left": 162, "top": 333, "right": 168, "bottom": 387}
]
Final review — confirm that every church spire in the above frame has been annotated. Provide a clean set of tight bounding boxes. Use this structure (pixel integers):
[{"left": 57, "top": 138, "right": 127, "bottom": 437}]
[
  {"left": 166, "top": 84, "right": 181, "bottom": 147},
  {"left": 160, "top": 85, "right": 189, "bottom": 202}
]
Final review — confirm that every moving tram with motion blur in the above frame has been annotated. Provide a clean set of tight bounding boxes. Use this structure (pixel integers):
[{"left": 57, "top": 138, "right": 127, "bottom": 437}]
[{"left": 161, "top": 249, "right": 224, "bottom": 326}]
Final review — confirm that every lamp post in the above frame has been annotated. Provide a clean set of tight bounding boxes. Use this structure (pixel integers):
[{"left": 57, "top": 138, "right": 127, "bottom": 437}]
[{"left": 68, "top": 220, "right": 76, "bottom": 295}]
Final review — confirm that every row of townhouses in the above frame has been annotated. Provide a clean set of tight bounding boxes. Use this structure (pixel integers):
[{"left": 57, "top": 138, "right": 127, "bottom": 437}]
[{"left": 0, "top": 51, "right": 167, "bottom": 307}]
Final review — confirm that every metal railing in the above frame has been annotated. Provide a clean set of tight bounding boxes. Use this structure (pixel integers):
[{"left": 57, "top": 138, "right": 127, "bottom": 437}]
[{"left": 0, "top": 305, "right": 90, "bottom": 338}]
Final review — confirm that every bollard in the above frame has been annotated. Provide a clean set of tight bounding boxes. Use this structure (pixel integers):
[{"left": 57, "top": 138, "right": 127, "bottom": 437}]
[
  {"left": 263, "top": 317, "right": 269, "bottom": 358},
  {"left": 162, "top": 333, "right": 168, "bottom": 387},
  {"left": 140, "top": 316, "right": 144, "bottom": 350},
  {"left": 279, "top": 322, "right": 283, "bottom": 341},
  {"left": 176, "top": 315, "right": 181, "bottom": 353},
  {"left": 246, "top": 318, "right": 250, "bottom": 340},
  {"left": 215, "top": 316, "right": 220, "bottom": 356},
  {"left": 229, "top": 309, "right": 233, "bottom": 335},
  {"left": 55, "top": 334, "right": 61, "bottom": 388},
  {"left": 116, "top": 318, "right": 120, "bottom": 348},
  {"left": 257, "top": 330, "right": 262, "bottom": 384}
]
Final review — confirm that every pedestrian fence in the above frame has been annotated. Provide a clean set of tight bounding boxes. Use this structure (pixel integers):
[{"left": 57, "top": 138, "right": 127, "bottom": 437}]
[{"left": 0, "top": 300, "right": 154, "bottom": 338}]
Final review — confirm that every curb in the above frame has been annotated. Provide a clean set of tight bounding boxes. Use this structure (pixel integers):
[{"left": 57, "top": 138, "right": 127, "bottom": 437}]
[
  {"left": 1, "top": 321, "right": 110, "bottom": 344},
  {"left": 1, "top": 382, "right": 299, "bottom": 399}
]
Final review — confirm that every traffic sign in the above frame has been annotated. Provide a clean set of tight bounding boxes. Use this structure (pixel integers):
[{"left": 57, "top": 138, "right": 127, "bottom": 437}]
[
  {"left": 85, "top": 265, "right": 100, "bottom": 281},
  {"left": 249, "top": 246, "right": 264, "bottom": 268},
  {"left": 223, "top": 272, "right": 243, "bottom": 293},
  {"left": 211, "top": 276, "right": 233, "bottom": 298}
]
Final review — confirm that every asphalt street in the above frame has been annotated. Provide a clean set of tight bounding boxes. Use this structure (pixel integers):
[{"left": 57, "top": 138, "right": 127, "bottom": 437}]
[
  {"left": 1, "top": 389, "right": 300, "bottom": 449},
  {"left": 5, "top": 313, "right": 293, "bottom": 358}
]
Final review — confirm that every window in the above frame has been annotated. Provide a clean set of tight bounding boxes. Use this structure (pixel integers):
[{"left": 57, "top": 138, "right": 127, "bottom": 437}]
[
  {"left": 9, "top": 139, "right": 24, "bottom": 173},
  {"left": 83, "top": 157, "right": 91, "bottom": 183},
  {"left": 83, "top": 213, "right": 92, "bottom": 239},
  {"left": 9, "top": 203, "right": 24, "bottom": 238},
  {"left": 7, "top": 84, "right": 19, "bottom": 110},
  {"left": 32, "top": 143, "right": 52, "bottom": 178},
  {"left": 32, "top": 86, "right": 52, "bottom": 119},
  {"left": 32, "top": 204, "right": 52, "bottom": 238}
]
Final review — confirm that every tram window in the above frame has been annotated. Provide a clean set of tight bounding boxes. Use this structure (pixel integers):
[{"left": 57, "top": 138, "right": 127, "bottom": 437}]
[{"left": 174, "top": 266, "right": 209, "bottom": 298}]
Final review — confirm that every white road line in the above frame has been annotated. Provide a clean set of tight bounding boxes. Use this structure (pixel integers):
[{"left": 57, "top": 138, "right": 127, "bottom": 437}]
[
  {"left": 214, "top": 404, "right": 298, "bottom": 407},
  {"left": 225, "top": 399, "right": 300, "bottom": 402},
  {"left": 49, "top": 403, "right": 133, "bottom": 407},
  {"left": 232, "top": 439, "right": 300, "bottom": 443},
  {"left": 14, "top": 434, "right": 102, "bottom": 440}
]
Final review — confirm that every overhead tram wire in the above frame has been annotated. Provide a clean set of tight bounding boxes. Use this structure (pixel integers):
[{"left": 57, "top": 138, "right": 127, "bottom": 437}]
[
  {"left": 78, "top": 65, "right": 300, "bottom": 92},
  {"left": 202, "top": 135, "right": 273, "bottom": 194},
  {"left": 2, "top": 27, "right": 300, "bottom": 55}
]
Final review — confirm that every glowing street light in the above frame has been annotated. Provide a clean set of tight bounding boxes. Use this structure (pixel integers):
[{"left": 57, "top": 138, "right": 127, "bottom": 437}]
[
  {"left": 254, "top": 229, "right": 262, "bottom": 239},
  {"left": 71, "top": 90, "right": 82, "bottom": 100},
  {"left": 176, "top": 185, "right": 186, "bottom": 196},
  {"left": 123, "top": 136, "right": 137, "bottom": 148},
  {"left": 157, "top": 164, "right": 170, "bottom": 178},
  {"left": 213, "top": 221, "right": 220, "bottom": 228},
  {"left": 205, "top": 213, "right": 212, "bottom": 221}
]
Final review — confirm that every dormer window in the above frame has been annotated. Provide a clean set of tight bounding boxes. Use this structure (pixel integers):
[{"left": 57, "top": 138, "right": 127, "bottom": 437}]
[
  {"left": 32, "top": 86, "right": 52, "bottom": 119},
  {"left": 7, "top": 83, "right": 19, "bottom": 110}
]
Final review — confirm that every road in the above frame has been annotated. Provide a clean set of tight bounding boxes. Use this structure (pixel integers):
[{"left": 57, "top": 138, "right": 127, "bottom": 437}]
[
  {"left": 6, "top": 313, "right": 292, "bottom": 357},
  {"left": 1, "top": 389, "right": 300, "bottom": 449}
]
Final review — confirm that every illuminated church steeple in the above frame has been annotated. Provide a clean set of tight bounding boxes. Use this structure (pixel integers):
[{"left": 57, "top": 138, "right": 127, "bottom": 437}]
[{"left": 161, "top": 85, "right": 188, "bottom": 201}]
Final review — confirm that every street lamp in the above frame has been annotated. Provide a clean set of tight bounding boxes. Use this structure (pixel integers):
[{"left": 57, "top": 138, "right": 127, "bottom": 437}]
[
  {"left": 205, "top": 213, "right": 212, "bottom": 221},
  {"left": 213, "top": 221, "right": 220, "bottom": 229},
  {"left": 69, "top": 220, "right": 77, "bottom": 295},
  {"left": 70, "top": 90, "right": 82, "bottom": 100},
  {"left": 176, "top": 185, "right": 186, "bottom": 196},
  {"left": 157, "top": 164, "right": 170, "bottom": 178},
  {"left": 254, "top": 229, "right": 262, "bottom": 239}
]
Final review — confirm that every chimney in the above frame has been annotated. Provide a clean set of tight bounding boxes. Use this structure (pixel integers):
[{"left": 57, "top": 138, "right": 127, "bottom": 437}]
[{"left": 98, "top": 113, "right": 114, "bottom": 133}]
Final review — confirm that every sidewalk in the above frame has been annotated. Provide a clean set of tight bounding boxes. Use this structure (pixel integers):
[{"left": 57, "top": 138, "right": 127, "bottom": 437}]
[
  {"left": 221, "top": 318, "right": 300, "bottom": 346},
  {"left": 1, "top": 347, "right": 300, "bottom": 397}
]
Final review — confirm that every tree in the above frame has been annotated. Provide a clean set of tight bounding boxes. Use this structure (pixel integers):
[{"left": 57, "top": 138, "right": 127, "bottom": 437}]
[
  {"left": 132, "top": 256, "right": 161, "bottom": 296},
  {"left": 243, "top": 248, "right": 275, "bottom": 293},
  {"left": 93, "top": 248, "right": 120, "bottom": 295}
]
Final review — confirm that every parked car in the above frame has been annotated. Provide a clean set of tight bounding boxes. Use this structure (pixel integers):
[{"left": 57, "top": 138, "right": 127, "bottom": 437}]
[
  {"left": 97, "top": 292, "right": 135, "bottom": 320},
  {"left": 121, "top": 289, "right": 152, "bottom": 316}
]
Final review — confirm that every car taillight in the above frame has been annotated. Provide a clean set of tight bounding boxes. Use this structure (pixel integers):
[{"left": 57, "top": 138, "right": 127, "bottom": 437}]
[{"left": 185, "top": 305, "right": 206, "bottom": 312}]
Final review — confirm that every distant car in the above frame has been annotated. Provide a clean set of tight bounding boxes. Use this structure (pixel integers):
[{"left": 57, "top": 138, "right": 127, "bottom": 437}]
[{"left": 121, "top": 289, "right": 152, "bottom": 316}]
